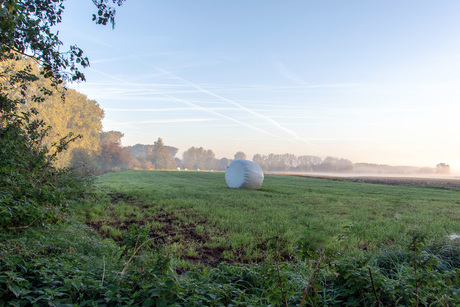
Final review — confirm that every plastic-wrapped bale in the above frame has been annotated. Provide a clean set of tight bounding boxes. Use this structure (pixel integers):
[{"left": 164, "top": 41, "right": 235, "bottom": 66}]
[{"left": 225, "top": 159, "right": 264, "bottom": 189}]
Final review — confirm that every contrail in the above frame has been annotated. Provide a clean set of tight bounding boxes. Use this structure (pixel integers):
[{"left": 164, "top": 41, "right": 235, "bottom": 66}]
[
  {"left": 153, "top": 66, "right": 316, "bottom": 147},
  {"left": 70, "top": 29, "right": 315, "bottom": 146},
  {"left": 161, "top": 93, "right": 295, "bottom": 142},
  {"left": 80, "top": 38, "right": 316, "bottom": 147},
  {"left": 87, "top": 68, "right": 298, "bottom": 142}
]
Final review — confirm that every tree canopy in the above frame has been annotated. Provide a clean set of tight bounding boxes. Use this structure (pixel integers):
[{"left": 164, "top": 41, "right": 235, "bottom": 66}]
[
  {"left": 1, "top": 0, "right": 126, "bottom": 83},
  {"left": 234, "top": 151, "right": 247, "bottom": 160}
]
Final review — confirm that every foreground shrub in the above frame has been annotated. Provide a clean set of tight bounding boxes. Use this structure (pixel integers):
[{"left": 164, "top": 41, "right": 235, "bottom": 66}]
[
  {"left": 2, "top": 223, "right": 460, "bottom": 306},
  {"left": 0, "top": 91, "right": 90, "bottom": 230}
]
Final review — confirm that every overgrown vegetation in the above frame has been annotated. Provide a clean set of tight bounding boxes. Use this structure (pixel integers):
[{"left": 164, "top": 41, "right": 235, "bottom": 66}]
[
  {"left": 2, "top": 202, "right": 460, "bottom": 305},
  {"left": 6, "top": 170, "right": 458, "bottom": 305},
  {"left": 0, "top": 54, "right": 92, "bottom": 229},
  {"left": 1, "top": 0, "right": 127, "bottom": 230}
]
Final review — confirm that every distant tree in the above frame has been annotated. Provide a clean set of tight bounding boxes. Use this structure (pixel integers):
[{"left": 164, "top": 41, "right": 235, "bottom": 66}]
[
  {"left": 215, "top": 158, "right": 231, "bottom": 171},
  {"left": 203, "top": 149, "right": 216, "bottom": 170},
  {"left": 252, "top": 153, "right": 354, "bottom": 173},
  {"left": 98, "top": 141, "right": 131, "bottom": 171},
  {"left": 297, "top": 155, "right": 322, "bottom": 172},
  {"left": 253, "top": 154, "right": 269, "bottom": 172},
  {"left": 100, "top": 131, "right": 124, "bottom": 145},
  {"left": 174, "top": 157, "right": 182, "bottom": 169},
  {"left": 127, "top": 143, "right": 178, "bottom": 161},
  {"left": 436, "top": 163, "right": 450, "bottom": 174},
  {"left": 234, "top": 151, "right": 247, "bottom": 160},
  {"left": 148, "top": 137, "right": 174, "bottom": 169},
  {"left": 166, "top": 146, "right": 179, "bottom": 160},
  {"left": 182, "top": 146, "right": 216, "bottom": 170},
  {"left": 183, "top": 147, "right": 200, "bottom": 170},
  {"left": 318, "top": 156, "right": 353, "bottom": 172},
  {"left": 133, "top": 156, "right": 153, "bottom": 170},
  {"left": 258, "top": 153, "right": 291, "bottom": 172}
]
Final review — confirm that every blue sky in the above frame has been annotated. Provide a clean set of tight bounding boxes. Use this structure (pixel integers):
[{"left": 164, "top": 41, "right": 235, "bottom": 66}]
[{"left": 57, "top": 0, "right": 460, "bottom": 172}]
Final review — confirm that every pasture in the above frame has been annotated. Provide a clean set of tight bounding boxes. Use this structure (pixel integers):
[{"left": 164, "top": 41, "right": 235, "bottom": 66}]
[
  {"left": 76, "top": 170, "right": 460, "bottom": 266},
  {"left": 3, "top": 169, "right": 460, "bottom": 305}
]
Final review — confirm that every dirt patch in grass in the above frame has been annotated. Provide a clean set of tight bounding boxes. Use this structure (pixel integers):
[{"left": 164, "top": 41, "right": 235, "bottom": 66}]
[
  {"left": 184, "top": 246, "right": 226, "bottom": 267},
  {"left": 86, "top": 195, "right": 296, "bottom": 267},
  {"left": 86, "top": 193, "right": 234, "bottom": 266},
  {"left": 108, "top": 192, "right": 136, "bottom": 204},
  {"left": 148, "top": 211, "right": 231, "bottom": 266}
]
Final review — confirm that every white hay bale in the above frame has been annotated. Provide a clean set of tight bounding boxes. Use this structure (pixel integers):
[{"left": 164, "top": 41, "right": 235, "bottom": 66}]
[{"left": 225, "top": 159, "right": 264, "bottom": 189}]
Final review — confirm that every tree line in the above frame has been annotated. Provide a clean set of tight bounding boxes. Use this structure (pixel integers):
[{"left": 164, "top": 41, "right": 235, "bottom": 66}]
[{"left": 71, "top": 136, "right": 450, "bottom": 175}]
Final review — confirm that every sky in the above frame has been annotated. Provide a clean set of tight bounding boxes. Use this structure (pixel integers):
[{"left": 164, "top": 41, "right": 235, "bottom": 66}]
[{"left": 56, "top": 0, "right": 460, "bottom": 173}]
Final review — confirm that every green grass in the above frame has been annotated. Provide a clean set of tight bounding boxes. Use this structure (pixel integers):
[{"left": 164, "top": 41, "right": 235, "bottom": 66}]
[
  {"left": 3, "top": 170, "right": 460, "bottom": 305},
  {"left": 74, "top": 170, "right": 460, "bottom": 264}
]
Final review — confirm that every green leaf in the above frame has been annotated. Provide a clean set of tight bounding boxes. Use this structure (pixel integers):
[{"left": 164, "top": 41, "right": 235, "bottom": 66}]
[
  {"left": 156, "top": 298, "right": 167, "bottom": 307},
  {"left": 142, "top": 298, "right": 154, "bottom": 307},
  {"left": 8, "top": 284, "right": 21, "bottom": 297}
]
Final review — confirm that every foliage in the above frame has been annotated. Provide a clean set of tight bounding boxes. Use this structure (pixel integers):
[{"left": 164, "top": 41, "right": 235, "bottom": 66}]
[
  {"left": 97, "top": 141, "right": 131, "bottom": 172},
  {"left": 147, "top": 137, "right": 175, "bottom": 169},
  {"left": 27, "top": 87, "right": 104, "bottom": 168},
  {"left": 125, "top": 142, "right": 179, "bottom": 170},
  {"left": 0, "top": 0, "right": 126, "bottom": 83},
  {"left": 182, "top": 146, "right": 216, "bottom": 170},
  {"left": 253, "top": 153, "right": 353, "bottom": 173},
  {"left": 69, "top": 147, "right": 99, "bottom": 175},
  {"left": 0, "top": 94, "right": 92, "bottom": 229},
  {"left": 0, "top": 56, "right": 105, "bottom": 168},
  {"left": 100, "top": 130, "right": 124, "bottom": 145},
  {"left": 1, "top": 221, "right": 460, "bottom": 305},
  {"left": 0, "top": 0, "right": 126, "bottom": 229},
  {"left": 2, "top": 174, "right": 460, "bottom": 305},
  {"left": 234, "top": 151, "right": 246, "bottom": 160},
  {"left": 436, "top": 163, "right": 450, "bottom": 174}
]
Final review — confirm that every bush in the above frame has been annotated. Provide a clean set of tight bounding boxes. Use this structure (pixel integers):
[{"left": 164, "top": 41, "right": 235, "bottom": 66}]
[{"left": 0, "top": 92, "right": 90, "bottom": 229}]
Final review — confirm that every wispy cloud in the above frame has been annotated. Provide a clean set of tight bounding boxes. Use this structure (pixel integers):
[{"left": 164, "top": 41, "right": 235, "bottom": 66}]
[
  {"left": 105, "top": 107, "right": 244, "bottom": 112},
  {"left": 153, "top": 66, "right": 316, "bottom": 146},
  {"left": 90, "top": 56, "right": 131, "bottom": 64},
  {"left": 273, "top": 60, "right": 310, "bottom": 85},
  {"left": 160, "top": 93, "right": 291, "bottom": 141},
  {"left": 88, "top": 68, "right": 298, "bottom": 142},
  {"left": 123, "top": 118, "right": 217, "bottom": 124}
]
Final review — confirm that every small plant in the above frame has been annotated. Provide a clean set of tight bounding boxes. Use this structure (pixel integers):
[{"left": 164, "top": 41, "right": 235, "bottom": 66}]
[
  {"left": 119, "top": 225, "right": 152, "bottom": 258},
  {"left": 405, "top": 233, "right": 441, "bottom": 306}
]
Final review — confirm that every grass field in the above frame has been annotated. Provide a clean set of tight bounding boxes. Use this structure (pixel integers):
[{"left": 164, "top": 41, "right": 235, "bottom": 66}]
[
  {"left": 3, "top": 169, "right": 460, "bottom": 305},
  {"left": 76, "top": 170, "right": 460, "bottom": 266}
]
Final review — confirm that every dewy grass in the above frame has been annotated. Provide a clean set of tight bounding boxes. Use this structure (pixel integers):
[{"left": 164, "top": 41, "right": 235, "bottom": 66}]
[{"left": 76, "top": 170, "right": 460, "bottom": 264}]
